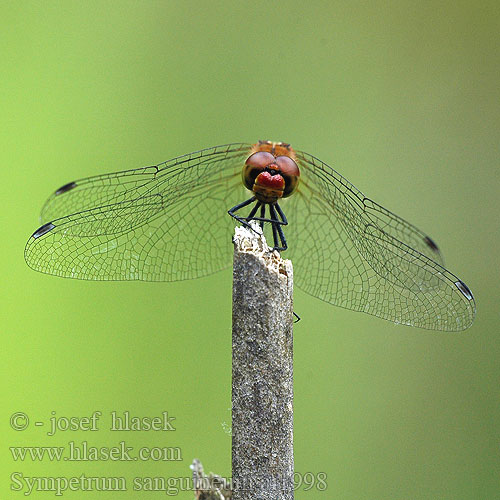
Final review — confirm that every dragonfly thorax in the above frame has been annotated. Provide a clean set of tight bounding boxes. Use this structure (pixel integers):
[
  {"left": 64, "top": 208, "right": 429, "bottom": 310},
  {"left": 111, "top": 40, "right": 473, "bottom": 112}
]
[{"left": 243, "top": 141, "right": 300, "bottom": 204}]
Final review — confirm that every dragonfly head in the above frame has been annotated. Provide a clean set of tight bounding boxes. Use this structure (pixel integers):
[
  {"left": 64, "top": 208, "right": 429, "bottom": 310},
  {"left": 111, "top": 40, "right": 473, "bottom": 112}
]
[{"left": 243, "top": 141, "right": 300, "bottom": 203}]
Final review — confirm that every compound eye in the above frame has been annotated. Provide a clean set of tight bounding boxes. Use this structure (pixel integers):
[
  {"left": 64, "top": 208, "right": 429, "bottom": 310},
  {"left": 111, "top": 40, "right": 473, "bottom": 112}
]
[
  {"left": 243, "top": 152, "right": 275, "bottom": 191},
  {"left": 246, "top": 151, "right": 275, "bottom": 169},
  {"left": 275, "top": 156, "right": 299, "bottom": 178},
  {"left": 275, "top": 156, "right": 300, "bottom": 197}
]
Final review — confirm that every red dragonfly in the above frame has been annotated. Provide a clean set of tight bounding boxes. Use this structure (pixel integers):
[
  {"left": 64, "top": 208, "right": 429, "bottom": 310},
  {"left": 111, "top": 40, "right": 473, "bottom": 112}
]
[{"left": 25, "top": 140, "right": 476, "bottom": 331}]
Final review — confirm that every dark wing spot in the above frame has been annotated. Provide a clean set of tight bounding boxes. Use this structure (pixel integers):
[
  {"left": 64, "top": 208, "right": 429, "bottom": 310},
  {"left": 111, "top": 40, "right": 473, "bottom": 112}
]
[
  {"left": 424, "top": 235, "right": 439, "bottom": 252},
  {"left": 55, "top": 182, "right": 77, "bottom": 195},
  {"left": 455, "top": 280, "right": 474, "bottom": 301},
  {"left": 32, "top": 222, "right": 55, "bottom": 239}
]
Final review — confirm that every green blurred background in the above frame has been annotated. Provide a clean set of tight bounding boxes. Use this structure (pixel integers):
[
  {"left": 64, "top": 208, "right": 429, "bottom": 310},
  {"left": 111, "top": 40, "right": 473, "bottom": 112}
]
[{"left": 2, "top": 1, "right": 499, "bottom": 498}]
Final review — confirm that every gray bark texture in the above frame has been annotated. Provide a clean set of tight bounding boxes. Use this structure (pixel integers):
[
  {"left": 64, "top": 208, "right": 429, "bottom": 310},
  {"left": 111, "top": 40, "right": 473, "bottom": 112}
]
[
  {"left": 191, "top": 459, "right": 232, "bottom": 499},
  {"left": 231, "top": 223, "right": 294, "bottom": 500}
]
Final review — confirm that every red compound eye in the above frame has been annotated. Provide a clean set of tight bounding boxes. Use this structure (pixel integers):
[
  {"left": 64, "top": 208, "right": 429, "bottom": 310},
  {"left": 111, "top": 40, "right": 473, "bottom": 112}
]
[
  {"left": 243, "top": 152, "right": 275, "bottom": 191},
  {"left": 275, "top": 156, "right": 300, "bottom": 197},
  {"left": 246, "top": 151, "right": 275, "bottom": 169}
]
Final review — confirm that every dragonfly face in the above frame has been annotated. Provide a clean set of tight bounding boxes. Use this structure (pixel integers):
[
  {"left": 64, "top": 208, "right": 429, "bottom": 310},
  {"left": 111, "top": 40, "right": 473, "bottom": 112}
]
[
  {"left": 243, "top": 141, "right": 300, "bottom": 204},
  {"left": 25, "top": 140, "right": 476, "bottom": 331}
]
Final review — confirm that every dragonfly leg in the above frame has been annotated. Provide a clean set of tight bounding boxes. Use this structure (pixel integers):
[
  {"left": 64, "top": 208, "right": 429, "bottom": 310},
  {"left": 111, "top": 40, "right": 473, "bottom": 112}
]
[
  {"left": 228, "top": 196, "right": 256, "bottom": 216},
  {"left": 274, "top": 202, "right": 288, "bottom": 225},
  {"left": 246, "top": 201, "right": 262, "bottom": 220},
  {"left": 259, "top": 203, "right": 266, "bottom": 230},
  {"left": 269, "top": 203, "right": 288, "bottom": 251},
  {"left": 248, "top": 202, "right": 288, "bottom": 228},
  {"left": 229, "top": 198, "right": 288, "bottom": 251},
  {"left": 228, "top": 197, "right": 258, "bottom": 230},
  {"left": 229, "top": 197, "right": 269, "bottom": 238},
  {"left": 275, "top": 202, "right": 288, "bottom": 251},
  {"left": 270, "top": 209, "right": 280, "bottom": 249}
]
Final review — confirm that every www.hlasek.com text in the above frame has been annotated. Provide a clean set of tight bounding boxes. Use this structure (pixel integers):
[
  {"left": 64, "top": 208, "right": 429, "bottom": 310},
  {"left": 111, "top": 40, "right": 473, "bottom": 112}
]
[{"left": 10, "top": 441, "right": 182, "bottom": 462}]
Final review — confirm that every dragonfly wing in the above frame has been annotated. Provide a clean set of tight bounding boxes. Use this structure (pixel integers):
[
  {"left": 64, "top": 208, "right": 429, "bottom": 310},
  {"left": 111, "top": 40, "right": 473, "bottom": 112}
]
[
  {"left": 26, "top": 144, "right": 251, "bottom": 281},
  {"left": 286, "top": 151, "right": 476, "bottom": 331},
  {"left": 362, "top": 198, "right": 444, "bottom": 265},
  {"left": 40, "top": 144, "right": 252, "bottom": 224},
  {"left": 40, "top": 166, "right": 160, "bottom": 224}
]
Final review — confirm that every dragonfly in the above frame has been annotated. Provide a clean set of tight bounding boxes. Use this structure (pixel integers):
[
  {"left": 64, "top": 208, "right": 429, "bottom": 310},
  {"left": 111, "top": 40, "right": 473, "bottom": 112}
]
[{"left": 25, "top": 140, "right": 476, "bottom": 331}]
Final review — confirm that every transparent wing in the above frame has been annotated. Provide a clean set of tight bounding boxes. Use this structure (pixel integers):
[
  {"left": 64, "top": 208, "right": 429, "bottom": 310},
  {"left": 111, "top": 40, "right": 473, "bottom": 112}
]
[
  {"left": 25, "top": 144, "right": 251, "bottom": 281},
  {"left": 25, "top": 142, "right": 476, "bottom": 330},
  {"left": 40, "top": 166, "right": 160, "bottom": 224},
  {"left": 283, "top": 150, "right": 476, "bottom": 331}
]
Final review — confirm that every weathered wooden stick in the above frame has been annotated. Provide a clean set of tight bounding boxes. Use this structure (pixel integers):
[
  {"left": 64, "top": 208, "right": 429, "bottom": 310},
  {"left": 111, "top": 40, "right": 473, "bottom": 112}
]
[
  {"left": 191, "top": 458, "right": 232, "bottom": 499},
  {"left": 231, "top": 223, "right": 294, "bottom": 500}
]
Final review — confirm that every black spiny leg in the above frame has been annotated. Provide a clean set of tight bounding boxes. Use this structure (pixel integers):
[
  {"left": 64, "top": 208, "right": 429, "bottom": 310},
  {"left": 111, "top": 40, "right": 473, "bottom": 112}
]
[
  {"left": 270, "top": 210, "right": 280, "bottom": 250},
  {"left": 259, "top": 203, "right": 266, "bottom": 230},
  {"left": 269, "top": 202, "right": 288, "bottom": 251},
  {"left": 229, "top": 198, "right": 289, "bottom": 251},
  {"left": 275, "top": 202, "right": 288, "bottom": 250},
  {"left": 228, "top": 196, "right": 257, "bottom": 229},
  {"left": 268, "top": 203, "right": 281, "bottom": 250},
  {"left": 229, "top": 197, "right": 270, "bottom": 237},
  {"left": 246, "top": 200, "right": 261, "bottom": 221},
  {"left": 274, "top": 202, "right": 288, "bottom": 225}
]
